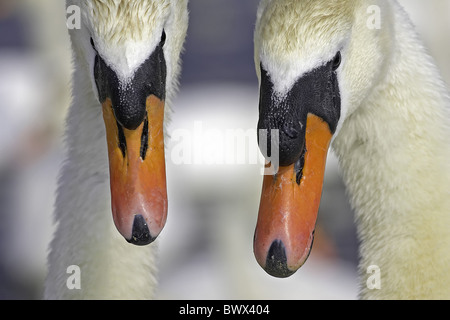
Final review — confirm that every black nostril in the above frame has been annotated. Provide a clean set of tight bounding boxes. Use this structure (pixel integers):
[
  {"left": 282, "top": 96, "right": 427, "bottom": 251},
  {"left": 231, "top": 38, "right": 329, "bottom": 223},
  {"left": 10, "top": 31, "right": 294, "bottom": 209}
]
[
  {"left": 264, "top": 240, "right": 296, "bottom": 278},
  {"left": 294, "top": 143, "right": 307, "bottom": 185},
  {"left": 126, "top": 214, "right": 156, "bottom": 246}
]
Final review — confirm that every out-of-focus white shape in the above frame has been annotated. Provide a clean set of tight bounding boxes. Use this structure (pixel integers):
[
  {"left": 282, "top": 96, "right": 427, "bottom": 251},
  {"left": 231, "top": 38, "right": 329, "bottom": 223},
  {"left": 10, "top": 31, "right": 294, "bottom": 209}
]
[
  {"left": 0, "top": 54, "right": 49, "bottom": 164},
  {"left": 0, "top": 52, "right": 62, "bottom": 291}
]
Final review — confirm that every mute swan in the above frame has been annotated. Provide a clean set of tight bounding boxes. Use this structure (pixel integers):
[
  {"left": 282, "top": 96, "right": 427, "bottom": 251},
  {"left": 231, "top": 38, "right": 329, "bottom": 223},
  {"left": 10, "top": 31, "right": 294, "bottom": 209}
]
[
  {"left": 45, "top": 0, "right": 188, "bottom": 299},
  {"left": 253, "top": 0, "right": 450, "bottom": 299}
]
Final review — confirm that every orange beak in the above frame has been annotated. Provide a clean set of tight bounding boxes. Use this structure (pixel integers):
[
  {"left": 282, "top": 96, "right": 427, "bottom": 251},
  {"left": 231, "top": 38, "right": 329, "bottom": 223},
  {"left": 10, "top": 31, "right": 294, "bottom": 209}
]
[
  {"left": 254, "top": 114, "right": 332, "bottom": 277},
  {"left": 102, "top": 95, "right": 167, "bottom": 245}
]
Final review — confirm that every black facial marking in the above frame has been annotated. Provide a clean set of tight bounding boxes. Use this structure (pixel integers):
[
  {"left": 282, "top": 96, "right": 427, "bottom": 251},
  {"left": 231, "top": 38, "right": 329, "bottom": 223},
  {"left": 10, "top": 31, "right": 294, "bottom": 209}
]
[
  {"left": 90, "top": 37, "right": 96, "bottom": 51},
  {"left": 117, "top": 120, "right": 127, "bottom": 158},
  {"left": 258, "top": 53, "right": 341, "bottom": 167},
  {"left": 94, "top": 33, "right": 167, "bottom": 131},
  {"left": 140, "top": 114, "right": 149, "bottom": 160},
  {"left": 160, "top": 29, "right": 166, "bottom": 47},
  {"left": 332, "top": 52, "right": 341, "bottom": 70}
]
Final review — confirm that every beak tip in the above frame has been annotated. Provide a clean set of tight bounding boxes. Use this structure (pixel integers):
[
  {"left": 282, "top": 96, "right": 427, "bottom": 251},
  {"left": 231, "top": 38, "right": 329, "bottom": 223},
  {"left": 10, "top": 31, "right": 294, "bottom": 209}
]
[
  {"left": 125, "top": 214, "right": 157, "bottom": 246},
  {"left": 263, "top": 240, "right": 297, "bottom": 278}
]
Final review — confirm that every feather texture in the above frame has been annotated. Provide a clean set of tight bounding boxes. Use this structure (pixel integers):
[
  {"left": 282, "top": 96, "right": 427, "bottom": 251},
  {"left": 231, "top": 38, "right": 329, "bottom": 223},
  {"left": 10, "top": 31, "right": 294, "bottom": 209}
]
[
  {"left": 45, "top": 0, "right": 188, "bottom": 299},
  {"left": 255, "top": 0, "right": 450, "bottom": 299}
]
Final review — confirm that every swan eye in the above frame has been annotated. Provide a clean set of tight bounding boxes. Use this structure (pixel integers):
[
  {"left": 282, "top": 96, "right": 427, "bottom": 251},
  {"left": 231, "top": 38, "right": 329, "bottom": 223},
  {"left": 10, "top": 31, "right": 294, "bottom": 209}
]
[
  {"left": 332, "top": 52, "right": 341, "bottom": 70},
  {"left": 160, "top": 30, "right": 166, "bottom": 47},
  {"left": 90, "top": 37, "right": 97, "bottom": 52}
]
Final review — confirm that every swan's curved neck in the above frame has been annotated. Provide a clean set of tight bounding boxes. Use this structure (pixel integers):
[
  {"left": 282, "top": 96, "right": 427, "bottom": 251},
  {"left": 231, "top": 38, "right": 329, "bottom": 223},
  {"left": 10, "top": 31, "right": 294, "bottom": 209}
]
[
  {"left": 333, "top": 3, "right": 450, "bottom": 299},
  {"left": 45, "top": 56, "right": 158, "bottom": 300}
]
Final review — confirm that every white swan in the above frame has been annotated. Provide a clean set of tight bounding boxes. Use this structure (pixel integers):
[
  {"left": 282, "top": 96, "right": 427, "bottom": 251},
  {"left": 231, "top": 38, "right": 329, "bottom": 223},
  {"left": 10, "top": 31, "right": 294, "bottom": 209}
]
[
  {"left": 45, "top": 0, "right": 188, "bottom": 299},
  {"left": 253, "top": 0, "right": 450, "bottom": 299}
]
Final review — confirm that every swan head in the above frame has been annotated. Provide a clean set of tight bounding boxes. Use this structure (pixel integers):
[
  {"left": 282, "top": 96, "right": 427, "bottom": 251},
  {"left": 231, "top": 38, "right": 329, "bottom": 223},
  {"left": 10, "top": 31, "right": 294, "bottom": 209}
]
[
  {"left": 253, "top": 0, "right": 392, "bottom": 277},
  {"left": 66, "top": 0, "right": 188, "bottom": 245}
]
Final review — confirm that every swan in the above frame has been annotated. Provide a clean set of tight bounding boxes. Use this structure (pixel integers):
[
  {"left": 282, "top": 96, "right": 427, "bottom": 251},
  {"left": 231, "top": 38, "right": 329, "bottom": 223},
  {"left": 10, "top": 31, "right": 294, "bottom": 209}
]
[
  {"left": 253, "top": 0, "right": 450, "bottom": 299},
  {"left": 44, "top": 0, "right": 188, "bottom": 299}
]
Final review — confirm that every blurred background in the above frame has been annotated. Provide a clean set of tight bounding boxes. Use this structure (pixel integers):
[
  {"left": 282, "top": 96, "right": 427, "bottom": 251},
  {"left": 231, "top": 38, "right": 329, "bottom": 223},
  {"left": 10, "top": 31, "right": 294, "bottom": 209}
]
[{"left": 0, "top": 0, "right": 449, "bottom": 299}]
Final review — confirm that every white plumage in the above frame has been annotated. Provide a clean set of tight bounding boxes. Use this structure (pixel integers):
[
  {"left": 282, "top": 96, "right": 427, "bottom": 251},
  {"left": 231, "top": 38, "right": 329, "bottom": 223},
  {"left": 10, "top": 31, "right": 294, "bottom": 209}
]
[
  {"left": 254, "top": 0, "right": 450, "bottom": 299},
  {"left": 44, "top": 0, "right": 188, "bottom": 299},
  {"left": 43, "top": 0, "right": 450, "bottom": 300}
]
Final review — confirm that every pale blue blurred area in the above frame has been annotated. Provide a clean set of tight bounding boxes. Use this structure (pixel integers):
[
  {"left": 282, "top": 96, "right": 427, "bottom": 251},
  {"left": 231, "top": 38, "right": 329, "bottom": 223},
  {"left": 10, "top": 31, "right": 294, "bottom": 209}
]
[
  {"left": 0, "top": 0, "right": 448, "bottom": 299},
  {"left": 0, "top": 0, "right": 70, "bottom": 299}
]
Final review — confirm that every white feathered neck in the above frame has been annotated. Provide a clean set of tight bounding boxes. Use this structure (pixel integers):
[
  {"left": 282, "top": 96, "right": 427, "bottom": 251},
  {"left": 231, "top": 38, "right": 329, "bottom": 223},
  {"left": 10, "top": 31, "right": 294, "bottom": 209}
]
[
  {"left": 333, "top": 1, "right": 450, "bottom": 299},
  {"left": 255, "top": 0, "right": 450, "bottom": 299},
  {"left": 45, "top": 0, "right": 188, "bottom": 299}
]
